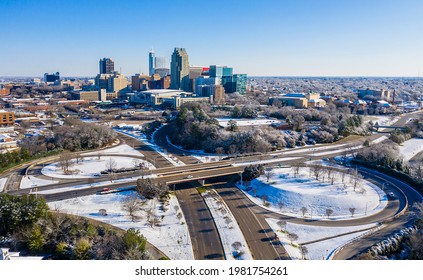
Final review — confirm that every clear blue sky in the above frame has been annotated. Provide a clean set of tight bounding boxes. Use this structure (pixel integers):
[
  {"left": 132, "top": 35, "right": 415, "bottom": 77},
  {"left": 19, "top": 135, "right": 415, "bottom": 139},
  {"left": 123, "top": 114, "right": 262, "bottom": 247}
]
[{"left": 1, "top": 0, "right": 422, "bottom": 77}]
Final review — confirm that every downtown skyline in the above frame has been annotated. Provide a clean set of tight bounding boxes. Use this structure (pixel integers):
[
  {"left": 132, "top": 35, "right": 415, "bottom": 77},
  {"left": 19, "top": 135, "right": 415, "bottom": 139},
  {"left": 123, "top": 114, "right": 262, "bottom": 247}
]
[{"left": 1, "top": 0, "right": 423, "bottom": 77}]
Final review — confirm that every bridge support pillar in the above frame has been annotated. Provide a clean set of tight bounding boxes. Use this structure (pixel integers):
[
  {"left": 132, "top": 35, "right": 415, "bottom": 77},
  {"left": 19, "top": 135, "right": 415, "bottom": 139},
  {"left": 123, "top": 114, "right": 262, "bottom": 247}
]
[{"left": 198, "top": 179, "right": 205, "bottom": 186}]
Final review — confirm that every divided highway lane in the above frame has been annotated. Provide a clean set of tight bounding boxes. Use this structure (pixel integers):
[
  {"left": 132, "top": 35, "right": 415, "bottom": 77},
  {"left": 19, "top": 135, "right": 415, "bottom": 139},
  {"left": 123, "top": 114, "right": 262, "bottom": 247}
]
[
  {"left": 116, "top": 133, "right": 174, "bottom": 168},
  {"left": 176, "top": 185, "right": 225, "bottom": 260},
  {"left": 214, "top": 182, "right": 290, "bottom": 260}
]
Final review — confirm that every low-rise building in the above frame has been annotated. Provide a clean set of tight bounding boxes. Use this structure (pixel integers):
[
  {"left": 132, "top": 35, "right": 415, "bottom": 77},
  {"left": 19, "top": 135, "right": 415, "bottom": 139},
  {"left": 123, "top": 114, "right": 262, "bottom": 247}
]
[
  {"left": 129, "top": 89, "right": 211, "bottom": 108},
  {"left": 0, "top": 111, "right": 15, "bottom": 126},
  {"left": 358, "top": 88, "right": 390, "bottom": 101}
]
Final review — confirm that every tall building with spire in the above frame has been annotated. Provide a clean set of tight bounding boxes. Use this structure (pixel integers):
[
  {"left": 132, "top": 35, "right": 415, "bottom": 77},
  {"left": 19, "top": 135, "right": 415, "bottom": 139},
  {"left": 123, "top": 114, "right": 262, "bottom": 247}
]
[
  {"left": 170, "top": 48, "right": 190, "bottom": 91},
  {"left": 149, "top": 48, "right": 155, "bottom": 76}
]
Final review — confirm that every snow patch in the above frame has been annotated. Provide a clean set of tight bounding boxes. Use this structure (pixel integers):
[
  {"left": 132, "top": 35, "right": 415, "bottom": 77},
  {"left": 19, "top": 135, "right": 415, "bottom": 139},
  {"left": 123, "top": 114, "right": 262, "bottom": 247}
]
[
  {"left": 267, "top": 219, "right": 378, "bottom": 260},
  {"left": 398, "top": 138, "right": 423, "bottom": 162},
  {"left": 238, "top": 166, "right": 386, "bottom": 220},
  {"left": 20, "top": 175, "right": 58, "bottom": 190},
  {"left": 41, "top": 156, "right": 154, "bottom": 179},
  {"left": 84, "top": 144, "right": 144, "bottom": 157},
  {"left": 216, "top": 118, "right": 279, "bottom": 127},
  {"left": 48, "top": 191, "right": 194, "bottom": 260},
  {"left": 202, "top": 189, "right": 253, "bottom": 260},
  {"left": 0, "top": 177, "right": 7, "bottom": 192}
]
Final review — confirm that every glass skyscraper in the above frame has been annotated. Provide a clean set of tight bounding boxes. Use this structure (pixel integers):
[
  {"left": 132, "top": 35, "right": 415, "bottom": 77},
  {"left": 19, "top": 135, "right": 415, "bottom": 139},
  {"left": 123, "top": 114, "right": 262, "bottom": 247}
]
[
  {"left": 149, "top": 48, "right": 155, "bottom": 76},
  {"left": 170, "top": 48, "right": 190, "bottom": 91},
  {"left": 233, "top": 74, "right": 247, "bottom": 94}
]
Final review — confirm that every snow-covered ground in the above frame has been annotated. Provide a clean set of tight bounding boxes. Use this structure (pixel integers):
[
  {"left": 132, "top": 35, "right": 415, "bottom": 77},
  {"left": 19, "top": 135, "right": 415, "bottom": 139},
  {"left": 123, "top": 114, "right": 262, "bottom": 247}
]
[
  {"left": 312, "top": 145, "right": 363, "bottom": 157},
  {"left": 267, "top": 219, "right": 379, "bottom": 260},
  {"left": 0, "top": 177, "right": 7, "bottom": 192},
  {"left": 201, "top": 189, "right": 253, "bottom": 260},
  {"left": 116, "top": 129, "right": 185, "bottom": 167},
  {"left": 165, "top": 135, "right": 221, "bottom": 163},
  {"left": 371, "top": 135, "right": 388, "bottom": 144},
  {"left": 365, "top": 115, "right": 400, "bottom": 131},
  {"left": 238, "top": 166, "right": 386, "bottom": 220},
  {"left": 41, "top": 156, "right": 154, "bottom": 179},
  {"left": 279, "top": 144, "right": 347, "bottom": 156},
  {"left": 216, "top": 118, "right": 279, "bottom": 127},
  {"left": 20, "top": 175, "right": 58, "bottom": 190},
  {"left": 84, "top": 144, "right": 145, "bottom": 157},
  {"left": 398, "top": 138, "right": 423, "bottom": 162},
  {"left": 48, "top": 191, "right": 194, "bottom": 260}
]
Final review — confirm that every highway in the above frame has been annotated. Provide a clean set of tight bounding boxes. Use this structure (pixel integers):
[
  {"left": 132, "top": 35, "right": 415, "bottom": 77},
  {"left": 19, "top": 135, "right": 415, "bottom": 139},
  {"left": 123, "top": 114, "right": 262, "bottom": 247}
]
[
  {"left": 214, "top": 181, "right": 290, "bottom": 260},
  {"left": 2, "top": 110, "right": 423, "bottom": 260},
  {"left": 176, "top": 183, "right": 225, "bottom": 260}
]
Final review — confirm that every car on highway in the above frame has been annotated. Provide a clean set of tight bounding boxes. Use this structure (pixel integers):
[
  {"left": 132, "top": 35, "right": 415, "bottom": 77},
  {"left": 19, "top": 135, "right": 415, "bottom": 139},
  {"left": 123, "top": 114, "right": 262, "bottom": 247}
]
[{"left": 185, "top": 175, "right": 193, "bottom": 179}]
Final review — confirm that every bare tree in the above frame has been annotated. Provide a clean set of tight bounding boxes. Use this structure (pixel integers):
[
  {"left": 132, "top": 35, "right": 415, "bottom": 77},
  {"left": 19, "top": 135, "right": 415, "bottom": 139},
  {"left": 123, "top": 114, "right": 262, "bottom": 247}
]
[
  {"left": 320, "top": 166, "right": 328, "bottom": 183},
  {"left": 261, "top": 194, "right": 268, "bottom": 205},
  {"left": 311, "top": 165, "right": 322, "bottom": 180},
  {"left": 414, "top": 165, "right": 423, "bottom": 182},
  {"left": 228, "top": 144, "right": 238, "bottom": 157},
  {"left": 293, "top": 162, "right": 302, "bottom": 178},
  {"left": 277, "top": 219, "right": 287, "bottom": 232},
  {"left": 121, "top": 194, "right": 143, "bottom": 222},
  {"left": 277, "top": 200, "right": 284, "bottom": 212},
  {"left": 106, "top": 158, "right": 117, "bottom": 173},
  {"left": 264, "top": 168, "right": 274, "bottom": 183},
  {"left": 287, "top": 233, "right": 298, "bottom": 245},
  {"left": 351, "top": 169, "right": 362, "bottom": 191},
  {"left": 326, "top": 167, "right": 333, "bottom": 182},
  {"left": 58, "top": 151, "right": 74, "bottom": 174},
  {"left": 132, "top": 159, "right": 142, "bottom": 169},
  {"left": 232, "top": 241, "right": 242, "bottom": 251},
  {"left": 147, "top": 215, "right": 161, "bottom": 228},
  {"left": 349, "top": 207, "right": 356, "bottom": 217},
  {"left": 224, "top": 216, "right": 232, "bottom": 228},
  {"left": 300, "top": 206, "right": 308, "bottom": 217},
  {"left": 300, "top": 246, "right": 308, "bottom": 260},
  {"left": 326, "top": 208, "right": 334, "bottom": 219},
  {"left": 75, "top": 152, "right": 83, "bottom": 164},
  {"left": 231, "top": 241, "right": 243, "bottom": 258},
  {"left": 176, "top": 212, "right": 183, "bottom": 221},
  {"left": 215, "top": 147, "right": 225, "bottom": 160}
]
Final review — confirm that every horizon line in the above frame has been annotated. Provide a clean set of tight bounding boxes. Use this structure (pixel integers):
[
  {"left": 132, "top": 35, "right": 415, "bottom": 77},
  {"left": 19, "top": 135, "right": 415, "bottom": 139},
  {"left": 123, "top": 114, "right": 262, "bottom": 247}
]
[{"left": 0, "top": 75, "right": 422, "bottom": 79}]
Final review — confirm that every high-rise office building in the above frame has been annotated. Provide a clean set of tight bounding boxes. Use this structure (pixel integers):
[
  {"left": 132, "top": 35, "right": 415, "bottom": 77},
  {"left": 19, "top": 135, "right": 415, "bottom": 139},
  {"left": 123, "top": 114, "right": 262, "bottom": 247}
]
[
  {"left": 155, "top": 56, "right": 169, "bottom": 69},
  {"left": 44, "top": 72, "right": 60, "bottom": 83},
  {"left": 149, "top": 49, "right": 155, "bottom": 76},
  {"left": 209, "top": 65, "right": 223, "bottom": 78},
  {"left": 233, "top": 74, "right": 247, "bottom": 94},
  {"left": 99, "top": 58, "right": 114, "bottom": 74},
  {"left": 154, "top": 56, "right": 170, "bottom": 77},
  {"left": 170, "top": 48, "right": 190, "bottom": 91}
]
